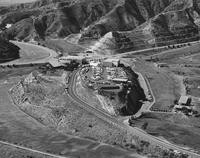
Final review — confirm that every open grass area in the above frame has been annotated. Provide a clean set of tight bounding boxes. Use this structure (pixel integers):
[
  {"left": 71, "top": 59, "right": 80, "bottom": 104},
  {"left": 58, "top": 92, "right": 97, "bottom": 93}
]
[
  {"left": 0, "top": 143, "right": 53, "bottom": 158},
  {"left": 134, "top": 60, "right": 180, "bottom": 112},
  {"left": 44, "top": 39, "right": 85, "bottom": 56},
  {"left": 144, "top": 43, "right": 200, "bottom": 64},
  {"left": 11, "top": 41, "right": 51, "bottom": 62},
  {"left": 133, "top": 112, "right": 200, "bottom": 153}
]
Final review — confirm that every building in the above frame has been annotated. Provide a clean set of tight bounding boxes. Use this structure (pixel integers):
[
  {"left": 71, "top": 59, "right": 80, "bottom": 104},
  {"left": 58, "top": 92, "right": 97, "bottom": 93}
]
[
  {"left": 112, "top": 78, "right": 128, "bottom": 83},
  {"left": 89, "top": 61, "right": 100, "bottom": 67},
  {"left": 103, "top": 58, "right": 120, "bottom": 67},
  {"left": 98, "top": 84, "right": 122, "bottom": 94},
  {"left": 178, "top": 96, "right": 191, "bottom": 106},
  {"left": 58, "top": 56, "right": 85, "bottom": 65},
  {"left": 154, "top": 63, "right": 168, "bottom": 68}
]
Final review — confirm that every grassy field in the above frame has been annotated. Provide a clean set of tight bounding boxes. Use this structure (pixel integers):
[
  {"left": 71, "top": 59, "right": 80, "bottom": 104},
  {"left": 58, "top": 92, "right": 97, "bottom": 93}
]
[
  {"left": 44, "top": 39, "right": 85, "bottom": 56},
  {"left": 133, "top": 112, "right": 200, "bottom": 153},
  {"left": 134, "top": 59, "right": 181, "bottom": 112},
  {"left": 11, "top": 41, "right": 51, "bottom": 63},
  {"left": 143, "top": 43, "right": 200, "bottom": 63}
]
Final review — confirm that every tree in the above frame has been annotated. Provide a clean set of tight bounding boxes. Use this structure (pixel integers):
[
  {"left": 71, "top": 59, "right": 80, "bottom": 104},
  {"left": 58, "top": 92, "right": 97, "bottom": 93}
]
[{"left": 142, "top": 122, "right": 148, "bottom": 130}]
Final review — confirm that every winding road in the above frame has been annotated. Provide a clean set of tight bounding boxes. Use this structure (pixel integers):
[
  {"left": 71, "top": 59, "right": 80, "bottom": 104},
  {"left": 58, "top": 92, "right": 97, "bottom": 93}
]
[{"left": 67, "top": 69, "right": 200, "bottom": 158}]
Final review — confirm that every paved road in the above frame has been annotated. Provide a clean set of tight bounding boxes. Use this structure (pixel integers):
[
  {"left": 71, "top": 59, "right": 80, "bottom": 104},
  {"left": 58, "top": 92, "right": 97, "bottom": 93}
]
[
  {"left": 112, "top": 40, "right": 200, "bottom": 58},
  {"left": 68, "top": 69, "right": 200, "bottom": 158},
  {"left": 0, "top": 141, "right": 69, "bottom": 158}
]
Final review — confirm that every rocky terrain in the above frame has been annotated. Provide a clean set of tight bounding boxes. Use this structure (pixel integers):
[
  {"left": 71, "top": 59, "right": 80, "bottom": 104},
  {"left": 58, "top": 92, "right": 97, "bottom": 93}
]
[
  {"left": 0, "top": 39, "right": 20, "bottom": 62},
  {"left": 1, "top": 0, "right": 200, "bottom": 53}
]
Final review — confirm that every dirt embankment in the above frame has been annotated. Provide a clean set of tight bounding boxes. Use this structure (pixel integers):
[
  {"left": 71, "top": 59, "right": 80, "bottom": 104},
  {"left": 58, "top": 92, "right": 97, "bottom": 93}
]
[
  {"left": 95, "top": 66, "right": 146, "bottom": 116},
  {"left": 0, "top": 39, "right": 20, "bottom": 62}
]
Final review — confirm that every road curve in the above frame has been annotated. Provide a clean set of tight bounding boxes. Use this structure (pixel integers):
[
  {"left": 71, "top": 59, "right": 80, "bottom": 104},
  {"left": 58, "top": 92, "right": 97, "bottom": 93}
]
[
  {"left": 0, "top": 41, "right": 58, "bottom": 66},
  {"left": 68, "top": 69, "right": 200, "bottom": 158}
]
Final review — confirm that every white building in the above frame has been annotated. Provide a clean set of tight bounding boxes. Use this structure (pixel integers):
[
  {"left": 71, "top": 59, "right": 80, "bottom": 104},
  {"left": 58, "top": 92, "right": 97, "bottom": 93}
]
[
  {"left": 112, "top": 78, "right": 128, "bottom": 83},
  {"left": 178, "top": 96, "right": 191, "bottom": 106}
]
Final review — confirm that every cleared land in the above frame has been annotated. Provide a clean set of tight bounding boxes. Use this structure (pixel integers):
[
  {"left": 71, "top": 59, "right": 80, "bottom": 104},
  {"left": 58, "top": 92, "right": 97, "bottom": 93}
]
[{"left": 44, "top": 39, "right": 86, "bottom": 56}]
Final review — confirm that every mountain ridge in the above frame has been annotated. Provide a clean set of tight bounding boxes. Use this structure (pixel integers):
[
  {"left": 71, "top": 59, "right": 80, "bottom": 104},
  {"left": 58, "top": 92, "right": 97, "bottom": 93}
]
[{"left": 0, "top": 0, "right": 200, "bottom": 53}]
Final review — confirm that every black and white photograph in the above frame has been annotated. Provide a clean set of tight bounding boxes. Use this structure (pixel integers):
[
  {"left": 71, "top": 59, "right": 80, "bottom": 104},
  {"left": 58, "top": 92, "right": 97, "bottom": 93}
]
[{"left": 0, "top": 0, "right": 200, "bottom": 157}]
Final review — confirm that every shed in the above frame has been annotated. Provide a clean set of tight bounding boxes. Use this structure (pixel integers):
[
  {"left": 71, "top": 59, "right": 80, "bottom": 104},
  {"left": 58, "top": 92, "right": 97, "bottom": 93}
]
[
  {"left": 103, "top": 58, "right": 120, "bottom": 67},
  {"left": 178, "top": 96, "right": 191, "bottom": 106}
]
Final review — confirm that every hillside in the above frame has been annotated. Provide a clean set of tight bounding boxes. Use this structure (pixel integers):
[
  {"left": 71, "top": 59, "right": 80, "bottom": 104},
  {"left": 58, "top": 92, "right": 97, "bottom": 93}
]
[
  {"left": 0, "top": 39, "right": 20, "bottom": 62},
  {"left": 0, "top": 0, "right": 121, "bottom": 41},
  {"left": 88, "top": 0, "right": 200, "bottom": 53},
  {"left": 0, "top": 0, "right": 200, "bottom": 53}
]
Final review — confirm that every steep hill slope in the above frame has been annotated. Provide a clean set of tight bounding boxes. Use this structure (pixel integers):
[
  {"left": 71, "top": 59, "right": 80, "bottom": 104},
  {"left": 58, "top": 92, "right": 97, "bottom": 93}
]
[
  {"left": 90, "top": 0, "right": 200, "bottom": 53},
  {"left": 1, "top": 0, "right": 200, "bottom": 53},
  {"left": 0, "top": 0, "right": 122, "bottom": 41},
  {"left": 0, "top": 39, "right": 20, "bottom": 62},
  {"left": 79, "top": 0, "right": 174, "bottom": 41}
]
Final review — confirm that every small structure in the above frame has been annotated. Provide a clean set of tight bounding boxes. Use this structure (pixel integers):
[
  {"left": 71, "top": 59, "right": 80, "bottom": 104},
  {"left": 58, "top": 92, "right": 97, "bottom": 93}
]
[
  {"left": 154, "top": 63, "right": 168, "bottom": 68},
  {"left": 98, "top": 84, "right": 122, "bottom": 94},
  {"left": 103, "top": 58, "right": 120, "bottom": 67},
  {"left": 178, "top": 96, "right": 191, "bottom": 106},
  {"left": 58, "top": 56, "right": 85, "bottom": 65},
  {"left": 112, "top": 78, "right": 128, "bottom": 83},
  {"left": 5, "top": 24, "right": 12, "bottom": 29},
  {"left": 89, "top": 61, "right": 100, "bottom": 67},
  {"left": 49, "top": 59, "right": 63, "bottom": 67}
]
